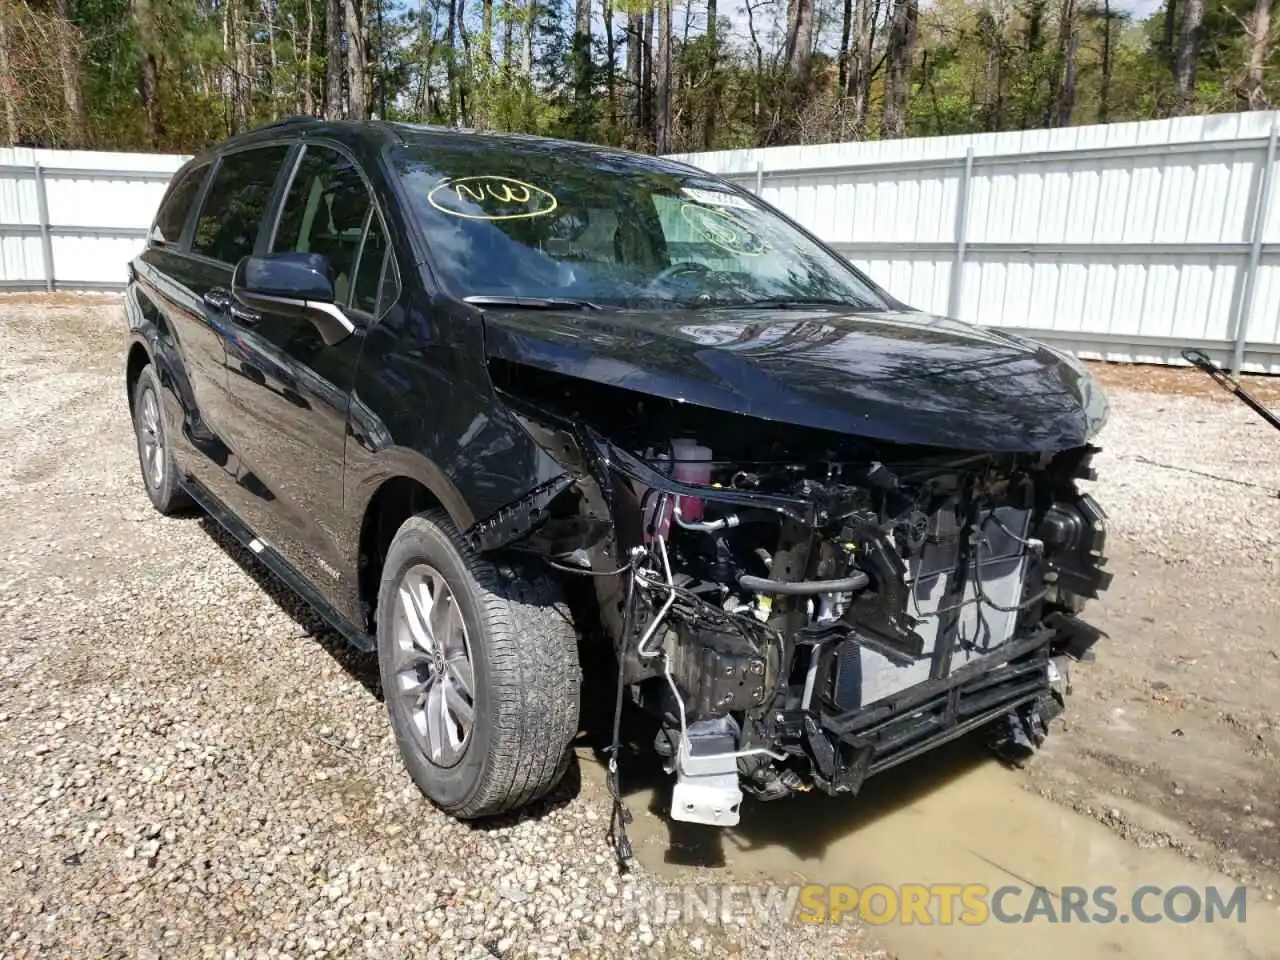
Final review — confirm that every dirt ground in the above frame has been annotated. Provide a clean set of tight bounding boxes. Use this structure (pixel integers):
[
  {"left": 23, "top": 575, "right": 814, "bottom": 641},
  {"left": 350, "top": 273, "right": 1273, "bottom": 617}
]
[
  {"left": 1085, "top": 357, "right": 1280, "bottom": 404},
  {"left": 1028, "top": 541, "right": 1280, "bottom": 889},
  {"left": 1, "top": 293, "right": 1278, "bottom": 959},
  {"left": 1035, "top": 363, "right": 1280, "bottom": 895}
]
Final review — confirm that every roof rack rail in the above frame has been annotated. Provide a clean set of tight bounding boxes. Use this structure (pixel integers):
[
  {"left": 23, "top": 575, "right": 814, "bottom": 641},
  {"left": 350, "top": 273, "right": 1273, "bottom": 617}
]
[{"left": 254, "top": 114, "right": 322, "bottom": 130}]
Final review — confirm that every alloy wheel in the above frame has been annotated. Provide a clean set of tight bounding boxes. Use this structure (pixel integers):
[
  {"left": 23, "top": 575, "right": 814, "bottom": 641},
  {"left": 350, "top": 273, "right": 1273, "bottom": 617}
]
[
  {"left": 137, "top": 386, "right": 165, "bottom": 489},
  {"left": 391, "top": 563, "right": 476, "bottom": 767}
]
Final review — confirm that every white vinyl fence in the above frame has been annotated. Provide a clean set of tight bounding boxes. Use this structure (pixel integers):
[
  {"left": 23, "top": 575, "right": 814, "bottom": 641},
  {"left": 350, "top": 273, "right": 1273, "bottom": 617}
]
[
  {"left": 4, "top": 111, "right": 1280, "bottom": 371},
  {"left": 671, "top": 111, "right": 1280, "bottom": 374},
  {"left": 0, "top": 147, "right": 187, "bottom": 292}
]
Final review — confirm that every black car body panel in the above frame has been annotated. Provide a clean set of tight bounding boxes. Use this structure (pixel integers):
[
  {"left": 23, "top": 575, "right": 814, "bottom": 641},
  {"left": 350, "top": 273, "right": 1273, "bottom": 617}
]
[
  {"left": 124, "top": 118, "right": 1113, "bottom": 829},
  {"left": 480, "top": 305, "right": 1109, "bottom": 452}
]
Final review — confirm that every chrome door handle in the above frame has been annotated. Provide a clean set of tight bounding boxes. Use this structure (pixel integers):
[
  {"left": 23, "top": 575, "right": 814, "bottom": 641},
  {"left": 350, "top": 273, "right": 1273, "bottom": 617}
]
[
  {"left": 203, "top": 288, "right": 232, "bottom": 311},
  {"left": 229, "top": 303, "right": 260, "bottom": 326}
]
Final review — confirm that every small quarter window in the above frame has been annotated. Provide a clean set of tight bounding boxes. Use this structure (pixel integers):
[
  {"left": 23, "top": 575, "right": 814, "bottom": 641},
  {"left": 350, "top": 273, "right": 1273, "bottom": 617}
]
[
  {"left": 350, "top": 216, "right": 388, "bottom": 314},
  {"left": 377, "top": 251, "right": 401, "bottom": 315}
]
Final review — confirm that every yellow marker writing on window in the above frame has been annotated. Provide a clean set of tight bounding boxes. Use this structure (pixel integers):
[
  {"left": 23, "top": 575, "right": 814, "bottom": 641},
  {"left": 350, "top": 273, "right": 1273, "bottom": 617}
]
[
  {"left": 679, "top": 202, "right": 769, "bottom": 257},
  {"left": 428, "top": 176, "right": 558, "bottom": 221}
]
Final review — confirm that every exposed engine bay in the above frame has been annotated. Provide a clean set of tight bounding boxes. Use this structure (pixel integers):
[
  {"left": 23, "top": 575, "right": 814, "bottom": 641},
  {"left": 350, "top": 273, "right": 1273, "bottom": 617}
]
[{"left": 478, "top": 363, "right": 1113, "bottom": 839}]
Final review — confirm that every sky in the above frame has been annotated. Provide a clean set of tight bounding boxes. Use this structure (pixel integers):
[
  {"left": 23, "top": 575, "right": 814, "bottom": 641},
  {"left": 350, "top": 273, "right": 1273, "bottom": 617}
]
[
  {"left": 393, "top": 0, "right": 1166, "bottom": 59},
  {"left": 698, "top": 0, "right": 1164, "bottom": 52},
  {"left": 407, "top": 0, "right": 1167, "bottom": 70},
  {"left": 1116, "top": 0, "right": 1167, "bottom": 15},
  {"left": 1119, "top": 0, "right": 1164, "bottom": 16}
]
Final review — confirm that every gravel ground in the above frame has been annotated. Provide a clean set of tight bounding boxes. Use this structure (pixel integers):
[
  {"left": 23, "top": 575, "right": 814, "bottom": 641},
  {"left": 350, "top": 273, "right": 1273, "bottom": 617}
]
[
  {"left": 0, "top": 298, "right": 886, "bottom": 960},
  {"left": 0, "top": 295, "right": 1276, "bottom": 959},
  {"left": 1086, "top": 386, "right": 1280, "bottom": 570},
  {"left": 1027, "top": 370, "right": 1280, "bottom": 891}
]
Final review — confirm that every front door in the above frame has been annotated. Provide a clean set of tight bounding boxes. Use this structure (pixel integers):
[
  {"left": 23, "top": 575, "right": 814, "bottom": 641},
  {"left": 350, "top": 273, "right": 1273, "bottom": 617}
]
[{"left": 223, "top": 142, "right": 395, "bottom": 593}]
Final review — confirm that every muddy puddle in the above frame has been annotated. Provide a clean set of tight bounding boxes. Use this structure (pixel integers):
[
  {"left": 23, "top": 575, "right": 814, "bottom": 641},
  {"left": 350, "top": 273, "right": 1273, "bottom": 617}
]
[{"left": 576, "top": 733, "right": 1280, "bottom": 959}]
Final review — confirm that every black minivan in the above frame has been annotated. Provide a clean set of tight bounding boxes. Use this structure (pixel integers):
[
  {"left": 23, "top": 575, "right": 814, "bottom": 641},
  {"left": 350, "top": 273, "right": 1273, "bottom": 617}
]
[{"left": 125, "top": 118, "right": 1111, "bottom": 832}]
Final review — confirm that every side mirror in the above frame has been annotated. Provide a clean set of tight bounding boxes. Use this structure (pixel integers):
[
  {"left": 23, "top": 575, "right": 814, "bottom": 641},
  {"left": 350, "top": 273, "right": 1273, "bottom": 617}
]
[
  {"left": 235, "top": 251, "right": 334, "bottom": 302},
  {"left": 232, "top": 252, "right": 356, "bottom": 346}
]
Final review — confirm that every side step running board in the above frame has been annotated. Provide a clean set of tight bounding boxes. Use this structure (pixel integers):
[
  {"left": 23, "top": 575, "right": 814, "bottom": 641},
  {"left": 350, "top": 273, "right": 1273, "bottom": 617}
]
[{"left": 181, "top": 477, "right": 375, "bottom": 652}]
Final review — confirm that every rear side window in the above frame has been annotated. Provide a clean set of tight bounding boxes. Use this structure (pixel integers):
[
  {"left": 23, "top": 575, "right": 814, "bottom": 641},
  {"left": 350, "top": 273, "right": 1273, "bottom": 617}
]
[
  {"left": 190, "top": 145, "right": 291, "bottom": 264},
  {"left": 151, "top": 163, "right": 209, "bottom": 247}
]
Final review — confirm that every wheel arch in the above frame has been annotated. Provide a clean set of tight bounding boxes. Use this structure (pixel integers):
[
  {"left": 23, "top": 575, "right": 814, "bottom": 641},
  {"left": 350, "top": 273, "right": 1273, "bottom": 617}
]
[
  {"left": 346, "top": 450, "right": 477, "bottom": 632},
  {"left": 124, "top": 318, "right": 194, "bottom": 436},
  {"left": 125, "top": 339, "right": 153, "bottom": 414}
]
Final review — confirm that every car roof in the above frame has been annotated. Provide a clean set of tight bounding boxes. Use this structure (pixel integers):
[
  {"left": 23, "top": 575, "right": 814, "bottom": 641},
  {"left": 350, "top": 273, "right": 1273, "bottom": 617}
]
[
  {"left": 387, "top": 123, "right": 701, "bottom": 174},
  {"left": 196, "top": 117, "right": 707, "bottom": 181}
]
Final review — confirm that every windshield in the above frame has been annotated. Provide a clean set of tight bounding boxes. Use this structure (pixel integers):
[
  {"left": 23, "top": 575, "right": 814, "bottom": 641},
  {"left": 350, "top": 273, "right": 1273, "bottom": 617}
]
[{"left": 392, "top": 141, "right": 892, "bottom": 310}]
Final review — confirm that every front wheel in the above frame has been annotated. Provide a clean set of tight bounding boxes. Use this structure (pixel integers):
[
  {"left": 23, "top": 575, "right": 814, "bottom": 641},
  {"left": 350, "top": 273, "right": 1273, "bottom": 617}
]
[{"left": 376, "top": 511, "right": 581, "bottom": 818}]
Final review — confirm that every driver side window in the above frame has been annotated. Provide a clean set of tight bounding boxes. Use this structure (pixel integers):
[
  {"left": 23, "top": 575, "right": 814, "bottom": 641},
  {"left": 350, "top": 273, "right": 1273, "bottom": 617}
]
[{"left": 273, "top": 145, "right": 390, "bottom": 312}]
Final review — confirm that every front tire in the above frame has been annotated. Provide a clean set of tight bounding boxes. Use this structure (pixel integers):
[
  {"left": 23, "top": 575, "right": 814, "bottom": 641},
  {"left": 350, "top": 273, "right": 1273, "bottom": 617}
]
[
  {"left": 130, "top": 364, "right": 191, "bottom": 515},
  {"left": 376, "top": 511, "right": 581, "bottom": 818}
]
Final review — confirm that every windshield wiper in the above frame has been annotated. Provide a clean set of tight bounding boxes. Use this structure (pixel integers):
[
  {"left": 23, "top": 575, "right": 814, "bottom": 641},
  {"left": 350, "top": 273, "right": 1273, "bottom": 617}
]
[
  {"left": 732, "top": 297, "right": 876, "bottom": 311},
  {"left": 464, "top": 295, "right": 601, "bottom": 311}
]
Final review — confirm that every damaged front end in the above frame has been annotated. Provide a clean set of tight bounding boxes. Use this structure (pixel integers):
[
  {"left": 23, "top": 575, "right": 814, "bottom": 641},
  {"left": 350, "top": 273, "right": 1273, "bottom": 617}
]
[{"left": 473, "top": 361, "right": 1112, "bottom": 833}]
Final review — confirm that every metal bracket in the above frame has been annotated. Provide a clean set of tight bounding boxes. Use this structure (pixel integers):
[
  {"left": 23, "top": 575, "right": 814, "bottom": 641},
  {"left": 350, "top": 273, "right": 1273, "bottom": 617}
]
[
  {"left": 671, "top": 733, "right": 744, "bottom": 827},
  {"left": 466, "top": 472, "right": 576, "bottom": 552}
]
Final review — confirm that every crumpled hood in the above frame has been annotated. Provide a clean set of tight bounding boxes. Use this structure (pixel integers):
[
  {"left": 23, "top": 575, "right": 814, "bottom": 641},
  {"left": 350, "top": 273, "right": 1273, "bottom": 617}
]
[{"left": 480, "top": 305, "right": 1109, "bottom": 452}]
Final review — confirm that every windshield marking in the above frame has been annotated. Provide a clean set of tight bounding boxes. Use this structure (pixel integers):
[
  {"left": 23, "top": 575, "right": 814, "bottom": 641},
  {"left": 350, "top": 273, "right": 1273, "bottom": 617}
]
[
  {"left": 427, "top": 175, "right": 559, "bottom": 221},
  {"left": 680, "top": 203, "right": 769, "bottom": 257}
]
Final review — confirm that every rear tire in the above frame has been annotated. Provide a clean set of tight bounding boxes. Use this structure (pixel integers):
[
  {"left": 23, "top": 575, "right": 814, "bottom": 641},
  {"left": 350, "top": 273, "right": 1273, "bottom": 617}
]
[
  {"left": 376, "top": 510, "right": 581, "bottom": 818},
  {"left": 130, "top": 364, "right": 191, "bottom": 516}
]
